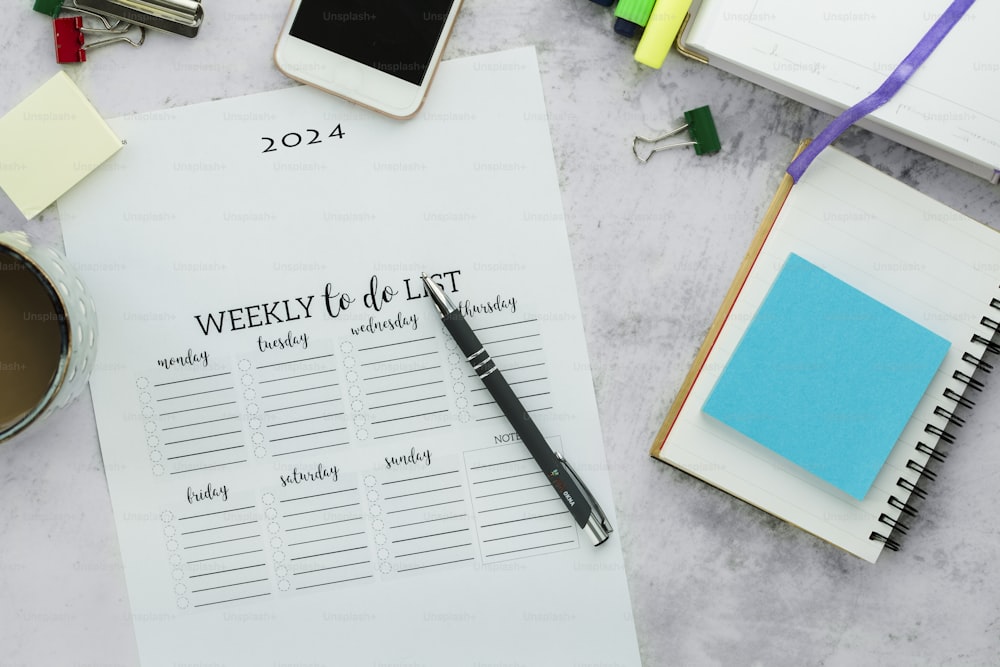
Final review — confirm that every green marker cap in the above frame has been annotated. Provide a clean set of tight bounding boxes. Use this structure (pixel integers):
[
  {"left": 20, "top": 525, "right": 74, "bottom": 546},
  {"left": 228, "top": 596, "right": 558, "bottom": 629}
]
[{"left": 614, "top": 0, "right": 657, "bottom": 29}]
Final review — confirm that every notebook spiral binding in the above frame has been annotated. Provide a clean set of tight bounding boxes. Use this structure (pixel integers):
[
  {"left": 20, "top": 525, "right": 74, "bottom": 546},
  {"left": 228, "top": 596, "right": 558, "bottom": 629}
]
[{"left": 869, "top": 295, "right": 1000, "bottom": 551}]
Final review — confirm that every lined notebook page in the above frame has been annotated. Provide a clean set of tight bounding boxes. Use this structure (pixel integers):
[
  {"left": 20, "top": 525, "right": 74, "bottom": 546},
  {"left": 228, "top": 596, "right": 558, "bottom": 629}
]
[
  {"left": 656, "top": 147, "right": 1000, "bottom": 562},
  {"left": 685, "top": 0, "right": 1000, "bottom": 179}
]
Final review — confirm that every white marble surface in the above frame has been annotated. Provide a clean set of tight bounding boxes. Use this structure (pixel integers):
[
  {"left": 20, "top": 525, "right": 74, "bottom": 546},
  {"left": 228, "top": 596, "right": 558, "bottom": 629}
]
[{"left": 2, "top": 2, "right": 1000, "bottom": 665}]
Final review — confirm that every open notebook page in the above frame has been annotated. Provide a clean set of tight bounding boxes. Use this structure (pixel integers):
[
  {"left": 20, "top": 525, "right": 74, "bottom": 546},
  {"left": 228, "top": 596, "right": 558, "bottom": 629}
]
[
  {"left": 656, "top": 147, "right": 1000, "bottom": 562},
  {"left": 685, "top": 0, "right": 1000, "bottom": 181}
]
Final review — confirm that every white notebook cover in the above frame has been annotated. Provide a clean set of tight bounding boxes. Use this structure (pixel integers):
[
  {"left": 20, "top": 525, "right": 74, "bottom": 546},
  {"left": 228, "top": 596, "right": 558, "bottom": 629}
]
[{"left": 682, "top": 0, "right": 1000, "bottom": 182}]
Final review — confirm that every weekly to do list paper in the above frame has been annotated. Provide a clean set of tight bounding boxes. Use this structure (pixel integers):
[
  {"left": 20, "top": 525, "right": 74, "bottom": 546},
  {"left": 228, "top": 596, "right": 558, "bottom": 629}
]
[{"left": 58, "top": 48, "right": 640, "bottom": 666}]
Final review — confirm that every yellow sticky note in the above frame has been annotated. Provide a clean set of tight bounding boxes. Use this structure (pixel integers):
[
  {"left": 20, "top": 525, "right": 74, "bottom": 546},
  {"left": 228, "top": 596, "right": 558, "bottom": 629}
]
[{"left": 0, "top": 71, "right": 122, "bottom": 219}]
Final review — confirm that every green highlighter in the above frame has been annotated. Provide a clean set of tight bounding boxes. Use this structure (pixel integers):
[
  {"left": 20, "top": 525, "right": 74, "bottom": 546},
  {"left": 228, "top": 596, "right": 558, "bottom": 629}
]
[{"left": 614, "top": 0, "right": 657, "bottom": 38}]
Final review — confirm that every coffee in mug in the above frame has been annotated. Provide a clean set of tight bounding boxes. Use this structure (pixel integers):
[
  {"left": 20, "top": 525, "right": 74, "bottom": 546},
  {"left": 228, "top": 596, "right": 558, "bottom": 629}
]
[{"left": 0, "top": 231, "right": 98, "bottom": 443}]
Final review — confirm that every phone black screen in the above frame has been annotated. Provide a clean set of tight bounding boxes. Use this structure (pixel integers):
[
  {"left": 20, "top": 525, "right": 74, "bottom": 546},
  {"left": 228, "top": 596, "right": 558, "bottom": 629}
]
[{"left": 290, "top": 1, "right": 455, "bottom": 86}]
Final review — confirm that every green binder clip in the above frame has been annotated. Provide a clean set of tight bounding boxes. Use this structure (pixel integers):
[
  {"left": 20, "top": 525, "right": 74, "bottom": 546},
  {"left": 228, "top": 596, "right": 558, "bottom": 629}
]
[{"left": 632, "top": 105, "right": 721, "bottom": 163}]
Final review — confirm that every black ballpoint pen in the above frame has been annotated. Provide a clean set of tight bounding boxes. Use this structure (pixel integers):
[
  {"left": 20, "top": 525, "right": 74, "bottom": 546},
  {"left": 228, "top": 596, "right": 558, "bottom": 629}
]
[{"left": 421, "top": 274, "right": 613, "bottom": 546}]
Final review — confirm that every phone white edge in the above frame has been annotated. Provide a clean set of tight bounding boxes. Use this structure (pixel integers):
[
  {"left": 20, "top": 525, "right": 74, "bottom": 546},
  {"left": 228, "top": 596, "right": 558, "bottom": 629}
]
[{"left": 273, "top": 0, "right": 463, "bottom": 120}]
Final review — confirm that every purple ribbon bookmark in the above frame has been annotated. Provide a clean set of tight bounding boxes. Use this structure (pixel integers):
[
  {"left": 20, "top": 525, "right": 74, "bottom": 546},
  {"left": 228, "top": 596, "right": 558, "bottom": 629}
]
[{"left": 787, "top": 0, "right": 976, "bottom": 182}]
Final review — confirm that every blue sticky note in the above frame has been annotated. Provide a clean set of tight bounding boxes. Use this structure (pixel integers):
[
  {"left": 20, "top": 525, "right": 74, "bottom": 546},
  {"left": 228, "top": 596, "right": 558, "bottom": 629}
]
[{"left": 703, "top": 253, "right": 950, "bottom": 500}]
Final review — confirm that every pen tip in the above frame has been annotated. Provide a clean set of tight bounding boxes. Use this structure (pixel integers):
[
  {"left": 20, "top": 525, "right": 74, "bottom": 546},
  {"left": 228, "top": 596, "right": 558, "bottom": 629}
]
[{"left": 420, "top": 272, "right": 428, "bottom": 279}]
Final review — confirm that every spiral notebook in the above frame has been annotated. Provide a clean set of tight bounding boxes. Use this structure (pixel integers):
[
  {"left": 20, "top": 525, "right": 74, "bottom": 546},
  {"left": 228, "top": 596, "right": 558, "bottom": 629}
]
[{"left": 650, "top": 145, "right": 1000, "bottom": 562}]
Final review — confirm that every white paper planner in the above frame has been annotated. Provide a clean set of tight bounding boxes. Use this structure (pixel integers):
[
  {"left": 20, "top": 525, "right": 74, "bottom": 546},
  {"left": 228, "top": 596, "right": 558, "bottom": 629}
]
[{"left": 57, "top": 48, "right": 641, "bottom": 666}]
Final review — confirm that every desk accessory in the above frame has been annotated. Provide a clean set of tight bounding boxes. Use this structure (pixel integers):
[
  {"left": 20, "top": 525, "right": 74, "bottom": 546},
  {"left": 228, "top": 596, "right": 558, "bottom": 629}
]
[
  {"left": 632, "top": 104, "right": 720, "bottom": 162},
  {"left": 678, "top": 0, "right": 999, "bottom": 182},
  {"left": 0, "top": 71, "right": 122, "bottom": 219},
  {"left": 613, "top": 0, "right": 656, "bottom": 37},
  {"left": 72, "top": 0, "right": 203, "bottom": 36},
  {"left": 634, "top": 0, "right": 692, "bottom": 67},
  {"left": 274, "top": 0, "right": 462, "bottom": 119},
  {"left": 586, "top": 0, "right": 691, "bottom": 65},
  {"left": 702, "top": 252, "right": 951, "bottom": 501},
  {"left": 651, "top": 145, "right": 1000, "bottom": 562},
  {"left": 52, "top": 15, "right": 144, "bottom": 63},
  {"left": 421, "top": 274, "right": 613, "bottom": 546},
  {"left": 35, "top": 0, "right": 121, "bottom": 28},
  {"left": 0, "top": 231, "right": 98, "bottom": 444},
  {"left": 35, "top": 0, "right": 201, "bottom": 65}
]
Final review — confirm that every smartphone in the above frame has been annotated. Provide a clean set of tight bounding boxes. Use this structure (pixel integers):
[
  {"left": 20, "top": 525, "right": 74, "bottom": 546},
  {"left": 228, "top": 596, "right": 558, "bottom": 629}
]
[{"left": 274, "top": 0, "right": 463, "bottom": 119}]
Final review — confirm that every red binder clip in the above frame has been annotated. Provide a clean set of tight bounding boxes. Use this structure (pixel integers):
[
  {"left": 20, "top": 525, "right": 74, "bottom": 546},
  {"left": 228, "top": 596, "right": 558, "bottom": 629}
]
[{"left": 52, "top": 15, "right": 144, "bottom": 63}]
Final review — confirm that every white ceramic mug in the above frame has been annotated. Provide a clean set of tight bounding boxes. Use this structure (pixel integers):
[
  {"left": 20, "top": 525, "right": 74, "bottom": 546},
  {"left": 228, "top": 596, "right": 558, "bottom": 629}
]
[{"left": 0, "top": 231, "right": 98, "bottom": 443}]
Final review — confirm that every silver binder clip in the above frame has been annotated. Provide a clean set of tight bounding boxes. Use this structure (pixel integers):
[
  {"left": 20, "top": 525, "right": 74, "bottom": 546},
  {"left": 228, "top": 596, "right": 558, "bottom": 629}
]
[
  {"left": 65, "top": 0, "right": 125, "bottom": 29},
  {"left": 72, "top": 0, "right": 203, "bottom": 37}
]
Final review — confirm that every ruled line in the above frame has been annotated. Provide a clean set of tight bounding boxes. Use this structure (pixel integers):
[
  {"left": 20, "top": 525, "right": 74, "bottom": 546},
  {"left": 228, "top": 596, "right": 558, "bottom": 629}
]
[
  {"left": 257, "top": 354, "right": 335, "bottom": 370},
  {"left": 285, "top": 517, "right": 363, "bottom": 532},
  {"left": 153, "top": 372, "right": 231, "bottom": 388},
  {"left": 367, "top": 380, "right": 442, "bottom": 396},
  {"left": 357, "top": 336, "right": 435, "bottom": 352},
  {"left": 373, "top": 424, "right": 450, "bottom": 439},
  {"left": 359, "top": 350, "right": 438, "bottom": 367},
  {"left": 179, "top": 505, "right": 255, "bottom": 521},
  {"left": 485, "top": 541, "right": 575, "bottom": 558},
  {"left": 396, "top": 557, "right": 474, "bottom": 573},
  {"left": 258, "top": 369, "right": 336, "bottom": 384},
  {"left": 481, "top": 525, "right": 573, "bottom": 543},
  {"left": 192, "top": 592, "right": 270, "bottom": 608},
  {"left": 161, "top": 415, "right": 240, "bottom": 431},
  {"left": 282, "top": 502, "right": 360, "bottom": 518},
  {"left": 479, "top": 511, "right": 568, "bottom": 529},
  {"left": 281, "top": 488, "right": 358, "bottom": 503},
  {"left": 160, "top": 401, "right": 237, "bottom": 416},
  {"left": 381, "top": 470, "right": 458, "bottom": 485},
  {"left": 396, "top": 542, "right": 472, "bottom": 559},
  {"left": 184, "top": 534, "right": 260, "bottom": 550},
  {"left": 383, "top": 484, "right": 461, "bottom": 501},
  {"left": 179, "top": 520, "right": 258, "bottom": 536},
  {"left": 272, "top": 442, "right": 350, "bottom": 457},
  {"left": 158, "top": 387, "right": 233, "bottom": 401},
  {"left": 170, "top": 459, "right": 247, "bottom": 475},
  {"left": 363, "top": 366, "right": 440, "bottom": 382},
  {"left": 469, "top": 457, "right": 533, "bottom": 471},
  {"left": 295, "top": 574, "right": 373, "bottom": 590},
  {"left": 261, "top": 384, "right": 339, "bottom": 399}
]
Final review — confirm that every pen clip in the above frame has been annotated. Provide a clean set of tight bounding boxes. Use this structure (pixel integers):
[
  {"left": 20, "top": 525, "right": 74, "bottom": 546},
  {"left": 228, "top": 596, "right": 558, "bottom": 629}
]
[{"left": 554, "top": 451, "right": 613, "bottom": 541}]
